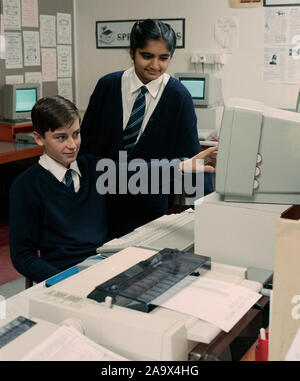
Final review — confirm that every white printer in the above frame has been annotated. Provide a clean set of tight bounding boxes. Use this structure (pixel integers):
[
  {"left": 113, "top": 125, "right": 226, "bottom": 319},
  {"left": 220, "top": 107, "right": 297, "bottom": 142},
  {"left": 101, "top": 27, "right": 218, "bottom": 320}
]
[{"left": 28, "top": 247, "right": 261, "bottom": 361}]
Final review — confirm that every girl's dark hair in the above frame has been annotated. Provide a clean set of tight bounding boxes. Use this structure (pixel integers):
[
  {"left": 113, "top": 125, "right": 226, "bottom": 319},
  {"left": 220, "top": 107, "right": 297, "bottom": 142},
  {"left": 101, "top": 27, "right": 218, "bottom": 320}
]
[
  {"left": 130, "top": 19, "right": 176, "bottom": 56},
  {"left": 31, "top": 95, "right": 80, "bottom": 137}
]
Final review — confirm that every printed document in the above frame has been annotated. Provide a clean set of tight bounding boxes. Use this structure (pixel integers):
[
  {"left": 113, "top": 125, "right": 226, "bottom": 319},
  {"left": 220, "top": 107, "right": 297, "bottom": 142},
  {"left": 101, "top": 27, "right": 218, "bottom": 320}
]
[
  {"left": 160, "top": 277, "right": 261, "bottom": 332},
  {"left": 21, "top": 325, "right": 127, "bottom": 361}
]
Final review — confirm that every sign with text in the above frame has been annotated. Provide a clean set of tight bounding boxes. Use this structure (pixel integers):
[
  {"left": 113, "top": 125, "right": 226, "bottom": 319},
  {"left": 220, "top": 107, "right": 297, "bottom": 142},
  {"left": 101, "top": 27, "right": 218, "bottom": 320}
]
[
  {"left": 264, "top": 0, "right": 300, "bottom": 6},
  {"left": 96, "top": 19, "right": 185, "bottom": 49}
]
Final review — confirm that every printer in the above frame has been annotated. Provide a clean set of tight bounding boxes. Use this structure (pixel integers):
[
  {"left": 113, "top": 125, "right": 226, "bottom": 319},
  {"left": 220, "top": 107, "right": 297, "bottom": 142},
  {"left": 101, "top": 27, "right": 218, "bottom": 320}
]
[{"left": 28, "top": 247, "right": 262, "bottom": 361}]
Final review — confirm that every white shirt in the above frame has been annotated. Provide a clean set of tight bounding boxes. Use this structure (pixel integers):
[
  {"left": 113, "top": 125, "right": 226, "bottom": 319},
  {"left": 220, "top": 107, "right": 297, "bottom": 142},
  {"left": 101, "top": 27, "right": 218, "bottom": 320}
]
[
  {"left": 121, "top": 66, "right": 170, "bottom": 141},
  {"left": 39, "top": 153, "right": 82, "bottom": 192}
]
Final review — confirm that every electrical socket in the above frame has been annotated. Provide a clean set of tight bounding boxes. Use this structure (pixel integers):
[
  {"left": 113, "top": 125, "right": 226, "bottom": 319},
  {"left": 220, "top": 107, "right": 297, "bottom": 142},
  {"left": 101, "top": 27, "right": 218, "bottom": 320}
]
[
  {"left": 191, "top": 53, "right": 225, "bottom": 65},
  {"left": 190, "top": 54, "right": 199, "bottom": 64}
]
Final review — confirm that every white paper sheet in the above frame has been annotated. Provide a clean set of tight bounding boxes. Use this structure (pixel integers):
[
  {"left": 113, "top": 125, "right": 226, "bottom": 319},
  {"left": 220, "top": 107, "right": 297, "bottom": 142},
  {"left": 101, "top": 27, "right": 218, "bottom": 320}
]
[
  {"left": 21, "top": 0, "right": 38, "bottom": 28},
  {"left": 0, "top": 15, "right": 5, "bottom": 59},
  {"left": 57, "top": 13, "right": 72, "bottom": 44},
  {"left": 3, "top": 0, "right": 21, "bottom": 30},
  {"left": 21, "top": 325, "right": 128, "bottom": 361},
  {"left": 160, "top": 277, "right": 261, "bottom": 332},
  {"left": 58, "top": 77, "right": 73, "bottom": 101},
  {"left": 5, "top": 74, "right": 24, "bottom": 84},
  {"left": 40, "top": 15, "right": 56, "bottom": 47},
  {"left": 5, "top": 32, "right": 23, "bottom": 68},
  {"left": 57, "top": 45, "right": 72, "bottom": 77},
  {"left": 263, "top": 45, "right": 300, "bottom": 83},
  {"left": 264, "top": 7, "right": 300, "bottom": 83},
  {"left": 41, "top": 48, "right": 56, "bottom": 82},
  {"left": 215, "top": 16, "right": 239, "bottom": 53},
  {"left": 23, "top": 30, "right": 40, "bottom": 66},
  {"left": 25, "top": 71, "right": 42, "bottom": 95},
  {"left": 25, "top": 71, "right": 42, "bottom": 83}
]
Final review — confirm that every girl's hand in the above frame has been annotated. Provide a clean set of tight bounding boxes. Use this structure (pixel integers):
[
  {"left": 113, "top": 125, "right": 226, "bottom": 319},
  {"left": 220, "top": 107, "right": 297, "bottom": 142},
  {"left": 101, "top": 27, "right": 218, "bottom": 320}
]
[{"left": 180, "top": 146, "right": 218, "bottom": 173}]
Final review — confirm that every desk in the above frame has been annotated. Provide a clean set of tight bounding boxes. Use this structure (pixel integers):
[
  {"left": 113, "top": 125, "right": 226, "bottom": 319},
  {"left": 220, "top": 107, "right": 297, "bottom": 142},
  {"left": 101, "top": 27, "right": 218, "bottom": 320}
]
[
  {"left": 0, "top": 141, "right": 43, "bottom": 164},
  {"left": 240, "top": 340, "right": 257, "bottom": 361}
]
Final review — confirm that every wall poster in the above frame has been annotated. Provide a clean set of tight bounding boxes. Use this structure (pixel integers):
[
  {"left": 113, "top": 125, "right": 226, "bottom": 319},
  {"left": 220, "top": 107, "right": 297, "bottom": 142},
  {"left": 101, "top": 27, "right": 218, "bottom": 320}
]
[{"left": 96, "top": 18, "right": 185, "bottom": 49}]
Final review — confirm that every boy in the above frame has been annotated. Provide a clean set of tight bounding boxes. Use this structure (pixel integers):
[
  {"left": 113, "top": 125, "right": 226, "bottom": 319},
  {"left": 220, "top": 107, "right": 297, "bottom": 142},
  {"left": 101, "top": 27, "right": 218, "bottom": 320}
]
[
  {"left": 9, "top": 96, "right": 217, "bottom": 283},
  {"left": 9, "top": 96, "right": 109, "bottom": 283}
]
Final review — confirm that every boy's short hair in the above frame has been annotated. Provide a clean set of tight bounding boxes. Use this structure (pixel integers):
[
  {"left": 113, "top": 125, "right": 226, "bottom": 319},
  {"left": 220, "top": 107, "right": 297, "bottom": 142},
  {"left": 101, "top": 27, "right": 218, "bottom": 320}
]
[{"left": 31, "top": 95, "right": 81, "bottom": 137}]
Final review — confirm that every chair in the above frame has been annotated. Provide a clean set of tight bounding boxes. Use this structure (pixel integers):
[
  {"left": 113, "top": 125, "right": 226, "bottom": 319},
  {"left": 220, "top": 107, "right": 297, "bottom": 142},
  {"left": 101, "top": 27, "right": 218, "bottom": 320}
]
[
  {"left": 25, "top": 277, "right": 33, "bottom": 289},
  {"left": 25, "top": 250, "right": 40, "bottom": 288}
]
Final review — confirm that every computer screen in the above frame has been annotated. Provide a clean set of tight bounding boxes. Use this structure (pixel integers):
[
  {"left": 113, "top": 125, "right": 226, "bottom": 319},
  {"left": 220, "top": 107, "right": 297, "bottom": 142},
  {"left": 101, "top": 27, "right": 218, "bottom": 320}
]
[
  {"left": 16, "top": 88, "right": 38, "bottom": 113},
  {"left": 215, "top": 98, "right": 300, "bottom": 205},
  {"left": 174, "top": 72, "right": 222, "bottom": 107},
  {"left": 1, "top": 83, "right": 41, "bottom": 121},
  {"left": 179, "top": 78, "right": 205, "bottom": 100}
]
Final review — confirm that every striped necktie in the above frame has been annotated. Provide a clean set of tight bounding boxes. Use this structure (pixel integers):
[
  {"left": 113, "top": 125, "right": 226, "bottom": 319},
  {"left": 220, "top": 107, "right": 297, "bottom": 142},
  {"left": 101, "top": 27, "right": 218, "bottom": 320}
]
[
  {"left": 65, "top": 169, "right": 74, "bottom": 192},
  {"left": 122, "top": 85, "right": 148, "bottom": 150}
]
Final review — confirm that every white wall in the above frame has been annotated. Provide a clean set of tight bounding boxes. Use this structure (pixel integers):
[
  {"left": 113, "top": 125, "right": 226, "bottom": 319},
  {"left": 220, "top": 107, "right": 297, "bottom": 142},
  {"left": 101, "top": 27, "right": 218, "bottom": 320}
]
[{"left": 75, "top": 0, "right": 299, "bottom": 111}]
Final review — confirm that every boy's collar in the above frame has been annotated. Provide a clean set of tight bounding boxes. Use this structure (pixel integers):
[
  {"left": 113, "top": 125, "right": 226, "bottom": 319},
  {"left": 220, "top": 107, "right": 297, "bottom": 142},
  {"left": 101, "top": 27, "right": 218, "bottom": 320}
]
[{"left": 39, "top": 153, "right": 82, "bottom": 182}]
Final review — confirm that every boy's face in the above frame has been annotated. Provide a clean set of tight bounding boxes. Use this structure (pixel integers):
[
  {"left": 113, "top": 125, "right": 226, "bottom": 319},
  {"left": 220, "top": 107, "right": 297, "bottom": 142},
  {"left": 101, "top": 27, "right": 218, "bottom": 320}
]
[{"left": 34, "top": 119, "right": 81, "bottom": 168}]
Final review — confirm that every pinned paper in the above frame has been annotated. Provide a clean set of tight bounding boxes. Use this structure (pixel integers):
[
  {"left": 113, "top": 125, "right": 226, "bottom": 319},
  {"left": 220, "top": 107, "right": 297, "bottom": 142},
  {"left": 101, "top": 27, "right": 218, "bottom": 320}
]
[
  {"left": 40, "top": 15, "right": 56, "bottom": 47},
  {"left": 41, "top": 48, "right": 57, "bottom": 82},
  {"left": 21, "top": 0, "right": 38, "bottom": 28},
  {"left": 5, "top": 32, "right": 23, "bottom": 69},
  {"left": 215, "top": 16, "right": 239, "bottom": 53},
  {"left": 0, "top": 15, "right": 5, "bottom": 59},
  {"left": 57, "top": 13, "right": 72, "bottom": 44},
  {"left": 5, "top": 75, "right": 24, "bottom": 84},
  {"left": 23, "top": 31, "right": 40, "bottom": 66},
  {"left": 3, "top": 0, "right": 21, "bottom": 30},
  {"left": 58, "top": 78, "right": 73, "bottom": 102}
]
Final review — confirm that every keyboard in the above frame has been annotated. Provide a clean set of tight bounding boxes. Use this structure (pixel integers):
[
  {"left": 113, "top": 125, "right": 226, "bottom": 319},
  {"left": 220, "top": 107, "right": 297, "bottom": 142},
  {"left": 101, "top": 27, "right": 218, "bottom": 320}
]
[
  {"left": 198, "top": 129, "right": 216, "bottom": 141},
  {"left": 96, "top": 209, "right": 195, "bottom": 256}
]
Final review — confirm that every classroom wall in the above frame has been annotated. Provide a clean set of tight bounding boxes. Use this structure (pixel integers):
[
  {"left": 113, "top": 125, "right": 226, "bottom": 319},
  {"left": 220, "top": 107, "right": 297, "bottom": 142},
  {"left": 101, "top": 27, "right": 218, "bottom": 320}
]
[
  {"left": 0, "top": 0, "right": 75, "bottom": 112},
  {"left": 75, "top": 0, "right": 300, "bottom": 111}
]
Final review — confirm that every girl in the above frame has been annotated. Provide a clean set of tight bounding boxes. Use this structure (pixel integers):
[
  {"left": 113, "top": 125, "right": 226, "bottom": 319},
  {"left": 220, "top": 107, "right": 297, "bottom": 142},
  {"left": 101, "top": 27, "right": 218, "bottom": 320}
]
[{"left": 80, "top": 19, "right": 214, "bottom": 237}]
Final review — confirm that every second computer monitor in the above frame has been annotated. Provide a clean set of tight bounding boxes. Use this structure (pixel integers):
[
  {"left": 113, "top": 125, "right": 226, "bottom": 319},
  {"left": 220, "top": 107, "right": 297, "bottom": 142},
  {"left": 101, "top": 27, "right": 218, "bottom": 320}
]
[
  {"left": 174, "top": 72, "right": 222, "bottom": 107},
  {"left": 1, "top": 83, "right": 41, "bottom": 121}
]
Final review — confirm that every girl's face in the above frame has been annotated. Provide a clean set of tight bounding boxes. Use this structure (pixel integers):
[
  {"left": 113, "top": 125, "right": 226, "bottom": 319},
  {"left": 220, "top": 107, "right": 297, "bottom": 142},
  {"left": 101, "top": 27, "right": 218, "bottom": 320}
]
[{"left": 131, "top": 39, "right": 171, "bottom": 84}]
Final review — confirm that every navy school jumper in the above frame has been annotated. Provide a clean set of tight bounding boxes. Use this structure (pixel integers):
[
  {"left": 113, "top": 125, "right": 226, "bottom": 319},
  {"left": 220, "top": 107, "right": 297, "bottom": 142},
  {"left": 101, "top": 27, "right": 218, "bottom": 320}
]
[
  {"left": 9, "top": 155, "right": 108, "bottom": 283},
  {"left": 80, "top": 71, "right": 213, "bottom": 237}
]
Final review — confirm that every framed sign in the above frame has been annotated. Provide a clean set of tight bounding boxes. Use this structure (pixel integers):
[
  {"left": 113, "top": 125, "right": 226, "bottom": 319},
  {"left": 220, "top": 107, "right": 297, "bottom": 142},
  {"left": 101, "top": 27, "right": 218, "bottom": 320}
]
[
  {"left": 264, "top": 0, "right": 300, "bottom": 6},
  {"left": 96, "top": 18, "right": 185, "bottom": 49}
]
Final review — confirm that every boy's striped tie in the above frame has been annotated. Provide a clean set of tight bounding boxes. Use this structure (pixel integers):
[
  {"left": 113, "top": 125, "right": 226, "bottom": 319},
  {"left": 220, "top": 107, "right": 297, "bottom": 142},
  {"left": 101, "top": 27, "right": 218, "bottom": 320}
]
[{"left": 65, "top": 169, "right": 74, "bottom": 192}]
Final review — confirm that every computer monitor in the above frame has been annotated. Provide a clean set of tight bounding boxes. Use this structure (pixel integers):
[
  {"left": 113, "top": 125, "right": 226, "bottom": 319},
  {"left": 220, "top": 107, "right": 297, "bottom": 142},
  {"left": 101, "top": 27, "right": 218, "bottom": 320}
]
[
  {"left": 215, "top": 98, "right": 300, "bottom": 204},
  {"left": 174, "top": 72, "right": 222, "bottom": 107},
  {"left": 1, "top": 83, "right": 41, "bottom": 121}
]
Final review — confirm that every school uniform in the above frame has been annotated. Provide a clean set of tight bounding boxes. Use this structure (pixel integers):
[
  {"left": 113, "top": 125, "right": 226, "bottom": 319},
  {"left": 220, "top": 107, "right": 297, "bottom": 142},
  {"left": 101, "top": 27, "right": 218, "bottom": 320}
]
[
  {"left": 80, "top": 68, "right": 213, "bottom": 237},
  {"left": 9, "top": 154, "right": 108, "bottom": 283}
]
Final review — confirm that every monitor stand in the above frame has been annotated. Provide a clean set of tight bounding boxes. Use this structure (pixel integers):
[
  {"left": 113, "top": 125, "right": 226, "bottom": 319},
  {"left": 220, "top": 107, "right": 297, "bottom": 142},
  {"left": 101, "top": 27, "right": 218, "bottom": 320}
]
[{"left": 195, "top": 105, "right": 223, "bottom": 139}]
